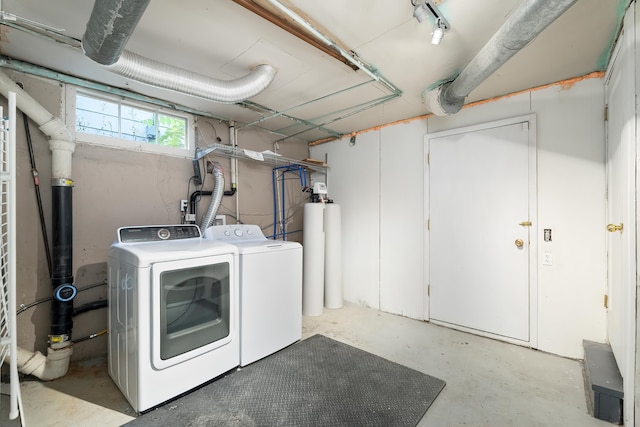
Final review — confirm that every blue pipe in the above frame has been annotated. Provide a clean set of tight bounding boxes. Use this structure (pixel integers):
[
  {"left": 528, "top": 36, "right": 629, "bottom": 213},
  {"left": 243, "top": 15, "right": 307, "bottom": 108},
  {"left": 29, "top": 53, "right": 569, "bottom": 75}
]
[{"left": 271, "top": 165, "right": 307, "bottom": 240}]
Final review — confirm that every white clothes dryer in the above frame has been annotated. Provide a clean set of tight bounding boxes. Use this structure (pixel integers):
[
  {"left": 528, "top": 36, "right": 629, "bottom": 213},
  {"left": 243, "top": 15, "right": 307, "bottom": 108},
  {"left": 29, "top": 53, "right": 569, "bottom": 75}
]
[
  {"left": 108, "top": 225, "right": 239, "bottom": 413},
  {"left": 204, "top": 224, "right": 302, "bottom": 366}
]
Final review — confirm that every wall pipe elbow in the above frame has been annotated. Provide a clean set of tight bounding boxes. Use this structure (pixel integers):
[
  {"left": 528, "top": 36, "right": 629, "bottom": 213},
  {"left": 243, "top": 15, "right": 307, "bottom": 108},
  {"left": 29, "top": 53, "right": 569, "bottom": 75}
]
[{"left": 14, "top": 344, "right": 73, "bottom": 381}]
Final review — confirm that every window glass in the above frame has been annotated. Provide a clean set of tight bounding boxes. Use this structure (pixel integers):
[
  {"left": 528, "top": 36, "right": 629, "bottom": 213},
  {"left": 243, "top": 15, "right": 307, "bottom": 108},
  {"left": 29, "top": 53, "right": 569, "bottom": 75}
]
[
  {"left": 76, "top": 94, "right": 119, "bottom": 138},
  {"left": 72, "top": 90, "right": 191, "bottom": 155}
]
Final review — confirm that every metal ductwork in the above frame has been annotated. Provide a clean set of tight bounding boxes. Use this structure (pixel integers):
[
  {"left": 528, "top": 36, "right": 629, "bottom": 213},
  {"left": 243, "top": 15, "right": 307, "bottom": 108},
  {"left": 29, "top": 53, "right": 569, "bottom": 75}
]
[
  {"left": 200, "top": 162, "right": 225, "bottom": 231},
  {"left": 81, "top": 0, "right": 277, "bottom": 104},
  {"left": 104, "top": 52, "right": 277, "bottom": 104},
  {"left": 426, "top": 0, "right": 577, "bottom": 116}
]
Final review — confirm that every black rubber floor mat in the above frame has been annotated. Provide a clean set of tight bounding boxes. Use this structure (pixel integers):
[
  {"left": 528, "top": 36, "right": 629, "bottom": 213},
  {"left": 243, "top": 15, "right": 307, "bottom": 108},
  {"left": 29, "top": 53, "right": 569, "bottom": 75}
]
[{"left": 124, "top": 334, "right": 446, "bottom": 427}]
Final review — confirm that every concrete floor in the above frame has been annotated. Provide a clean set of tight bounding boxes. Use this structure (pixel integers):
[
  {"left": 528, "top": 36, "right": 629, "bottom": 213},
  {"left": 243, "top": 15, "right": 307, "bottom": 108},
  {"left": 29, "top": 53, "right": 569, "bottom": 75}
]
[{"left": 1, "top": 302, "right": 609, "bottom": 427}]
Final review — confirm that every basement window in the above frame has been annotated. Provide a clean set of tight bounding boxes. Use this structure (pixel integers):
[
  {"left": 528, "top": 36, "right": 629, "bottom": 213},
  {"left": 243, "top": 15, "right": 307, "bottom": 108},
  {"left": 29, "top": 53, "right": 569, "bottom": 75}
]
[{"left": 68, "top": 88, "right": 194, "bottom": 157}]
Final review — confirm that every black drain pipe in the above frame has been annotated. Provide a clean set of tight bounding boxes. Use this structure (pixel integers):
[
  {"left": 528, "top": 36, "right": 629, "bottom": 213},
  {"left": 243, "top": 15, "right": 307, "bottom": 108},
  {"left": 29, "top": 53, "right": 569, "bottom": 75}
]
[
  {"left": 50, "top": 179, "right": 76, "bottom": 343},
  {"left": 0, "top": 70, "right": 74, "bottom": 379}
]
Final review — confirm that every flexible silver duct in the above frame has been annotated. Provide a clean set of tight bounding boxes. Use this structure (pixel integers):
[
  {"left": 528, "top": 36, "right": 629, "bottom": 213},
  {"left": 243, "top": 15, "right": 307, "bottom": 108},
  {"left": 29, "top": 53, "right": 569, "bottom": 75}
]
[
  {"left": 82, "top": 0, "right": 276, "bottom": 103},
  {"left": 200, "top": 162, "right": 225, "bottom": 231},
  {"left": 105, "top": 51, "right": 277, "bottom": 104},
  {"left": 426, "top": 0, "right": 577, "bottom": 116}
]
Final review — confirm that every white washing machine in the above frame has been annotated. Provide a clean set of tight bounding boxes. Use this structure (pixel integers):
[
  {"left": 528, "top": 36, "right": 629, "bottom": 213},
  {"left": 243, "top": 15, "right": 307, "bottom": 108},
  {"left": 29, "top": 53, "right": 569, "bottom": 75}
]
[
  {"left": 107, "top": 225, "right": 239, "bottom": 413},
  {"left": 204, "top": 224, "right": 302, "bottom": 366}
]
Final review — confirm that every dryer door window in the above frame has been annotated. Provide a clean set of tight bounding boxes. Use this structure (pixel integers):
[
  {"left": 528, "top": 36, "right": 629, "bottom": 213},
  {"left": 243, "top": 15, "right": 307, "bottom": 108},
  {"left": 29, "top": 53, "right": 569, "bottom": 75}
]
[{"left": 156, "top": 261, "right": 231, "bottom": 363}]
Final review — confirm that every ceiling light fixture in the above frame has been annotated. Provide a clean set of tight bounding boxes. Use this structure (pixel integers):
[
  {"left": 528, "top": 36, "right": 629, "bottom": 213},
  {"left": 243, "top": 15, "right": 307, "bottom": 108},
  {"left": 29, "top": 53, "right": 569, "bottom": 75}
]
[
  {"left": 412, "top": 1, "right": 430, "bottom": 23},
  {"left": 411, "top": 0, "right": 450, "bottom": 44},
  {"left": 431, "top": 17, "right": 446, "bottom": 45}
]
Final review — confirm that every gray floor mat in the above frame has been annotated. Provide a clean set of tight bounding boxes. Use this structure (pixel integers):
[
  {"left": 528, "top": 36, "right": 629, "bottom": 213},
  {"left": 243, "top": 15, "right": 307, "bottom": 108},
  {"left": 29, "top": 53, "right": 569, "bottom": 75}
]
[{"left": 125, "top": 334, "right": 446, "bottom": 427}]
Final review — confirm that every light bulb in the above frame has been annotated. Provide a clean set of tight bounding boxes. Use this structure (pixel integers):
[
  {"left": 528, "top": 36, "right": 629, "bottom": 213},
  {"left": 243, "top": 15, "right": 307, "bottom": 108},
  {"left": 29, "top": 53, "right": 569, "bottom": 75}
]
[{"left": 431, "top": 26, "right": 444, "bottom": 45}]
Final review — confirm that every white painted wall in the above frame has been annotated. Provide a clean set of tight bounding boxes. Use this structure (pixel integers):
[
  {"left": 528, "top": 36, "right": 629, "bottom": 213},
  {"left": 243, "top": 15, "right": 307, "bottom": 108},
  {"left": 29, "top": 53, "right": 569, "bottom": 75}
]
[
  {"left": 311, "top": 77, "right": 607, "bottom": 359},
  {"left": 379, "top": 121, "right": 427, "bottom": 319},
  {"left": 7, "top": 70, "right": 309, "bottom": 361},
  {"left": 311, "top": 132, "right": 380, "bottom": 308}
]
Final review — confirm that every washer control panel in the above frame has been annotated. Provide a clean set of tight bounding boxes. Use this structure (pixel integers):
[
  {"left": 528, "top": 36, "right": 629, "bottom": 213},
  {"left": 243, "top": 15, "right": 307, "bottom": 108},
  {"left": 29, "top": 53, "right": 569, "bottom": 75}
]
[
  {"left": 204, "top": 224, "right": 266, "bottom": 242},
  {"left": 118, "top": 225, "right": 201, "bottom": 243}
]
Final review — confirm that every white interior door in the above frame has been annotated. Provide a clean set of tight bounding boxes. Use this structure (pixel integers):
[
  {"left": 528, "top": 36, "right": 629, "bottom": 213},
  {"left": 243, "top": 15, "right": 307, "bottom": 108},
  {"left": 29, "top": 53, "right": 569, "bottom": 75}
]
[
  {"left": 604, "top": 19, "right": 635, "bottom": 426},
  {"left": 428, "top": 116, "right": 535, "bottom": 343}
]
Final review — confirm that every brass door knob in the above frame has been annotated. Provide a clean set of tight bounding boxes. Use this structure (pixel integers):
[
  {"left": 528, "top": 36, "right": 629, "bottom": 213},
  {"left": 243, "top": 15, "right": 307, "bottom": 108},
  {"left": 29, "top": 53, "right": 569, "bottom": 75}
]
[
  {"left": 607, "top": 223, "right": 623, "bottom": 233},
  {"left": 515, "top": 239, "right": 524, "bottom": 248}
]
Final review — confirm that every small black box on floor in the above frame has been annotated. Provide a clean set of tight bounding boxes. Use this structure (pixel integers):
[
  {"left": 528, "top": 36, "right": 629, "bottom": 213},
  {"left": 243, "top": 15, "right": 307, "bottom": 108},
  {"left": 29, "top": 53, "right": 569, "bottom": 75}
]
[{"left": 583, "top": 340, "right": 623, "bottom": 425}]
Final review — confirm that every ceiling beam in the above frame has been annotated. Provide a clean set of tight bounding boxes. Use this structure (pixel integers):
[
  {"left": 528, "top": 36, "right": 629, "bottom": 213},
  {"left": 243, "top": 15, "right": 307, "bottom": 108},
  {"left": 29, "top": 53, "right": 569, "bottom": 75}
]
[{"left": 231, "top": 0, "right": 359, "bottom": 71}]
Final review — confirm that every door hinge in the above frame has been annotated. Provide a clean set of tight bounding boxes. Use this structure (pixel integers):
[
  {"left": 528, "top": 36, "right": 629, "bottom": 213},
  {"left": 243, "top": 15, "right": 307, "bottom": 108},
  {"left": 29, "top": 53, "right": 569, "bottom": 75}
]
[
  {"left": 428, "top": 284, "right": 431, "bottom": 297},
  {"left": 427, "top": 153, "right": 430, "bottom": 165},
  {"left": 604, "top": 104, "right": 608, "bottom": 122},
  {"left": 427, "top": 219, "right": 430, "bottom": 230},
  {"left": 604, "top": 294, "right": 609, "bottom": 309}
]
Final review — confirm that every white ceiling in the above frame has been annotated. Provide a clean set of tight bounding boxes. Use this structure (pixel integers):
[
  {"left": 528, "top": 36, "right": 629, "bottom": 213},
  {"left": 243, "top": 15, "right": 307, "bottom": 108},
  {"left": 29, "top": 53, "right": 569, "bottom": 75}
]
[{"left": 0, "top": 0, "right": 625, "bottom": 143}]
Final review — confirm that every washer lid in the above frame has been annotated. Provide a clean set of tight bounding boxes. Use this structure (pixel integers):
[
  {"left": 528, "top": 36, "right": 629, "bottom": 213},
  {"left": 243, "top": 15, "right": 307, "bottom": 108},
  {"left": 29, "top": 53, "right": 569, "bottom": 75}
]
[
  {"left": 233, "top": 240, "right": 302, "bottom": 255},
  {"left": 203, "top": 224, "right": 302, "bottom": 254}
]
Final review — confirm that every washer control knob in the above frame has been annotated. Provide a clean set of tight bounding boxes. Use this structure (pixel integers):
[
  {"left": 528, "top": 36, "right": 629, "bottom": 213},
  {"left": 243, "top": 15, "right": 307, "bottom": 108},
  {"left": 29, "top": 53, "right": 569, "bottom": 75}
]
[
  {"left": 224, "top": 230, "right": 231, "bottom": 237},
  {"left": 247, "top": 229, "right": 253, "bottom": 235},
  {"left": 157, "top": 228, "right": 171, "bottom": 240},
  {"left": 234, "top": 229, "right": 243, "bottom": 237}
]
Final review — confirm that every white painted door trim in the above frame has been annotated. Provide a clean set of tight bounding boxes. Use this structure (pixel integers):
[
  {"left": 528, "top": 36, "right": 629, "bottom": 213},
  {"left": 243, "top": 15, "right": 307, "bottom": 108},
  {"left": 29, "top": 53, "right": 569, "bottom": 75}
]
[
  {"left": 424, "top": 114, "right": 538, "bottom": 348},
  {"left": 606, "top": 4, "right": 638, "bottom": 426}
]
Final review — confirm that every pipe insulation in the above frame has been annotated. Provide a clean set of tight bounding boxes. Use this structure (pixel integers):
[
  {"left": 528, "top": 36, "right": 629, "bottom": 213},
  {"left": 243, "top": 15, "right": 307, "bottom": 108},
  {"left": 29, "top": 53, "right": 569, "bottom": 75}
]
[
  {"left": 81, "top": 0, "right": 151, "bottom": 66},
  {"left": 426, "top": 0, "right": 577, "bottom": 116},
  {"left": 200, "top": 162, "right": 225, "bottom": 230},
  {"left": 82, "top": 0, "right": 276, "bottom": 103},
  {"left": 0, "top": 70, "right": 74, "bottom": 380}
]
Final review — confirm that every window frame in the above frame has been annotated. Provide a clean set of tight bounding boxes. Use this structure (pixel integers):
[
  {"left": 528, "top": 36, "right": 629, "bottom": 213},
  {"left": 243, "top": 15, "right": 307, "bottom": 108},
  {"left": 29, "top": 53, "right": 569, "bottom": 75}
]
[{"left": 65, "top": 86, "right": 195, "bottom": 158}]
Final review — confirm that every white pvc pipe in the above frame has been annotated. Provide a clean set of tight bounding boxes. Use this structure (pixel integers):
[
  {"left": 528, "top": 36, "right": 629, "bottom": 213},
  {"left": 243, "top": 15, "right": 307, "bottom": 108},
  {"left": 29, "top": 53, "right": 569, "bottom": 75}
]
[
  {"left": 0, "top": 70, "right": 74, "bottom": 381},
  {"left": 233, "top": 126, "right": 240, "bottom": 223},
  {"left": 0, "top": 72, "right": 53, "bottom": 125},
  {"left": 8, "top": 91, "right": 19, "bottom": 420},
  {"left": 229, "top": 121, "right": 238, "bottom": 191},
  {"left": 42, "top": 121, "right": 74, "bottom": 180},
  {"left": 14, "top": 346, "right": 73, "bottom": 381},
  {"left": 0, "top": 72, "right": 74, "bottom": 179}
]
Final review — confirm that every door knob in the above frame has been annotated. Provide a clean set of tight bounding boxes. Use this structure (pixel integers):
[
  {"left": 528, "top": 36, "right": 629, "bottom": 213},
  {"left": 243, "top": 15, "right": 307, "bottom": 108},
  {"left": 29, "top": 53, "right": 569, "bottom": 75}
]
[
  {"left": 515, "top": 239, "right": 524, "bottom": 248},
  {"left": 607, "top": 223, "right": 623, "bottom": 233}
]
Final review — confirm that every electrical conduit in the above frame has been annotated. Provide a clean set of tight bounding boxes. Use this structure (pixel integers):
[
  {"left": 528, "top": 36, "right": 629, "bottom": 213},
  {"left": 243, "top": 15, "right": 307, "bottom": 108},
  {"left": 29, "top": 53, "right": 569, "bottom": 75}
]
[{"left": 0, "top": 71, "right": 74, "bottom": 380}]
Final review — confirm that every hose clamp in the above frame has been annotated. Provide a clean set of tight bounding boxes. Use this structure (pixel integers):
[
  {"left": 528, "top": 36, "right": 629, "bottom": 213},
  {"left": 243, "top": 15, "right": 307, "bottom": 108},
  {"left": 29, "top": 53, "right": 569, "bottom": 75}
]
[{"left": 52, "top": 178, "right": 74, "bottom": 187}]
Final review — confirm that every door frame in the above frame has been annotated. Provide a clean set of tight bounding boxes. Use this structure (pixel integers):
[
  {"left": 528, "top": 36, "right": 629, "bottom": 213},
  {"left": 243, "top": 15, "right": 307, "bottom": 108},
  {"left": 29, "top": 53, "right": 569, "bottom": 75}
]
[
  {"left": 423, "top": 114, "right": 538, "bottom": 348},
  {"left": 604, "top": 6, "right": 637, "bottom": 425}
]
